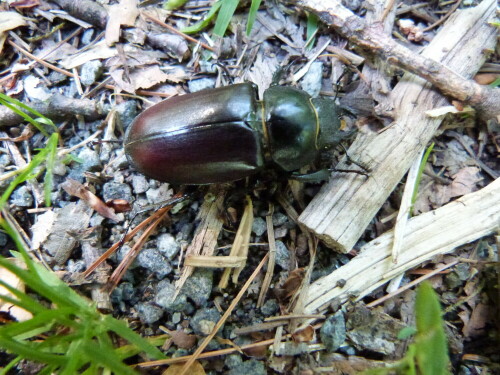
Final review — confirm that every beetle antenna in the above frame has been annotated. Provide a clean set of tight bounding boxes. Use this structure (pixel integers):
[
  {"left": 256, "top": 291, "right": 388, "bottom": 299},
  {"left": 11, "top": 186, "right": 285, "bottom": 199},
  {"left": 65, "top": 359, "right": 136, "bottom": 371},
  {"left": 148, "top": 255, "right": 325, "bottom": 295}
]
[{"left": 338, "top": 143, "right": 371, "bottom": 173}]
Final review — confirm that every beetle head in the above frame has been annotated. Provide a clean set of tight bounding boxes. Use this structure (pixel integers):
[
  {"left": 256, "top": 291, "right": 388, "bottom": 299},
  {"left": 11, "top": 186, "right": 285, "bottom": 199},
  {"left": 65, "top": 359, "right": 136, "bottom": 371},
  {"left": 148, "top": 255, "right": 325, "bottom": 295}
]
[{"left": 312, "top": 98, "right": 348, "bottom": 150}]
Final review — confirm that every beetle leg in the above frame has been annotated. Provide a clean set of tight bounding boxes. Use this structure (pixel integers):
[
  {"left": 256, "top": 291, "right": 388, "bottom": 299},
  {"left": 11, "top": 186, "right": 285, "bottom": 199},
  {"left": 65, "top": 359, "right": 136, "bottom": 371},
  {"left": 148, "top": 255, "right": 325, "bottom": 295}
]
[
  {"left": 289, "top": 169, "right": 331, "bottom": 183},
  {"left": 338, "top": 143, "right": 371, "bottom": 173}
]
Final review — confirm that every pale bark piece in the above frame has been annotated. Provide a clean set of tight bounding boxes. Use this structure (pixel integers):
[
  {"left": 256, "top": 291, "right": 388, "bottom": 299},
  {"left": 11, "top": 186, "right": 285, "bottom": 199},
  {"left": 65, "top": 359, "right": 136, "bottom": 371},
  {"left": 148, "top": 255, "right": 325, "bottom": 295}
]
[
  {"left": 305, "top": 178, "right": 500, "bottom": 314},
  {"left": 299, "top": 0, "right": 498, "bottom": 252}
]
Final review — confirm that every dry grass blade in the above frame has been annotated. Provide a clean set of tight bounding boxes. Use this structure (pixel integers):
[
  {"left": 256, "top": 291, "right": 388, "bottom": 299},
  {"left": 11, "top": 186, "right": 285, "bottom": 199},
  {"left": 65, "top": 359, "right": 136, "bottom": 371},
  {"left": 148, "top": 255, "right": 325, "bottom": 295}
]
[
  {"left": 107, "top": 205, "right": 171, "bottom": 290},
  {"left": 83, "top": 201, "right": 175, "bottom": 278},
  {"left": 219, "top": 196, "right": 254, "bottom": 289},
  {"left": 257, "top": 204, "right": 275, "bottom": 307},
  {"left": 176, "top": 187, "right": 225, "bottom": 293},
  {"left": 183, "top": 255, "right": 246, "bottom": 268}
]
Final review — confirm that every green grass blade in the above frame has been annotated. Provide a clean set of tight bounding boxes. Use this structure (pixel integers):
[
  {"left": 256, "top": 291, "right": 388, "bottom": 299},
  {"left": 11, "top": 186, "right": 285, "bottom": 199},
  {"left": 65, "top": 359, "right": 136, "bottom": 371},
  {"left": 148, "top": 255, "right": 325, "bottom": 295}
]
[
  {"left": 305, "top": 12, "right": 319, "bottom": 49},
  {"left": 163, "top": 0, "right": 188, "bottom": 10},
  {"left": 0, "top": 356, "right": 22, "bottom": 375},
  {"left": 0, "top": 93, "right": 56, "bottom": 136},
  {"left": 181, "top": 1, "right": 222, "bottom": 34},
  {"left": 43, "top": 132, "right": 58, "bottom": 206},
  {"left": 0, "top": 134, "right": 59, "bottom": 210},
  {"left": 411, "top": 142, "right": 434, "bottom": 215},
  {"left": 103, "top": 315, "right": 166, "bottom": 360},
  {"left": 414, "top": 282, "right": 450, "bottom": 375},
  {"left": 81, "top": 340, "right": 138, "bottom": 375},
  {"left": 246, "top": 0, "right": 262, "bottom": 35},
  {"left": 213, "top": 0, "right": 239, "bottom": 37},
  {"left": 0, "top": 334, "right": 67, "bottom": 366}
]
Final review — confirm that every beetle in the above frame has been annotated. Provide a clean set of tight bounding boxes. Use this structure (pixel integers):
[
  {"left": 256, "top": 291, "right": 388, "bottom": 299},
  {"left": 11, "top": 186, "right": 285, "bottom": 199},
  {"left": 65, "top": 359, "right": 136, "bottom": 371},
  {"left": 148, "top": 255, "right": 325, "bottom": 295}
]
[{"left": 124, "top": 82, "right": 345, "bottom": 185}]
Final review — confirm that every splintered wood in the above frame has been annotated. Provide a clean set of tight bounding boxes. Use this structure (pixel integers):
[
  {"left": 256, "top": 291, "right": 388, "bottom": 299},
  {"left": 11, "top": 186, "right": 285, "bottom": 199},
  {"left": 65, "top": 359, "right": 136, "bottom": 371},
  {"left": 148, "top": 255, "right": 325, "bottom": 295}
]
[
  {"left": 305, "top": 178, "right": 500, "bottom": 314},
  {"left": 299, "top": 0, "right": 498, "bottom": 253}
]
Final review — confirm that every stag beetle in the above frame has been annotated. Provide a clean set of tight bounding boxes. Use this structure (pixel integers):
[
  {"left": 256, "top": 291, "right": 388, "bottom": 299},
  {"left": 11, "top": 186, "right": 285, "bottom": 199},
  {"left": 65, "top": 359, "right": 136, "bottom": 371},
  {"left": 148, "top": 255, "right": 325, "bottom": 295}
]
[{"left": 124, "top": 82, "right": 346, "bottom": 184}]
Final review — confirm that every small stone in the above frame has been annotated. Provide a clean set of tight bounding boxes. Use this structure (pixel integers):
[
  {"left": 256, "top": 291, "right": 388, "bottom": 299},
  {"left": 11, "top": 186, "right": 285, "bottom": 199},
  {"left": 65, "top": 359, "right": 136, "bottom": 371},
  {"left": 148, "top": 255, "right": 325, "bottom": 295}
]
[
  {"left": 10, "top": 186, "right": 33, "bottom": 207},
  {"left": 171, "top": 312, "right": 181, "bottom": 324},
  {"left": 188, "top": 78, "right": 215, "bottom": 93},
  {"left": 121, "top": 282, "right": 136, "bottom": 301},
  {"left": 146, "top": 183, "right": 171, "bottom": 204},
  {"left": 272, "top": 212, "right": 288, "bottom": 227},
  {"left": 0, "top": 154, "right": 10, "bottom": 167},
  {"left": 136, "top": 248, "right": 172, "bottom": 279},
  {"left": 454, "top": 263, "right": 471, "bottom": 281},
  {"left": 274, "top": 240, "right": 291, "bottom": 270},
  {"left": 444, "top": 272, "right": 462, "bottom": 289},
  {"left": 252, "top": 217, "right": 267, "bottom": 236},
  {"left": 66, "top": 259, "right": 86, "bottom": 273},
  {"left": 136, "top": 303, "right": 164, "bottom": 324},
  {"left": 182, "top": 269, "right": 213, "bottom": 306},
  {"left": 225, "top": 353, "right": 243, "bottom": 369},
  {"left": 80, "top": 60, "right": 103, "bottom": 86},
  {"left": 132, "top": 175, "right": 148, "bottom": 194},
  {"left": 0, "top": 232, "right": 7, "bottom": 247},
  {"left": 102, "top": 182, "right": 132, "bottom": 202},
  {"left": 260, "top": 299, "right": 279, "bottom": 316},
  {"left": 78, "top": 148, "right": 102, "bottom": 172},
  {"left": 155, "top": 281, "right": 190, "bottom": 313},
  {"left": 300, "top": 61, "right": 323, "bottom": 98},
  {"left": 320, "top": 311, "right": 346, "bottom": 352},
  {"left": 24, "top": 76, "right": 51, "bottom": 101},
  {"left": 227, "top": 359, "right": 266, "bottom": 375},
  {"left": 81, "top": 28, "right": 94, "bottom": 45},
  {"left": 116, "top": 101, "right": 138, "bottom": 129},
  {"left": 190, "top": 307, "right": 221, "bottom": 335},
  {"left": 157, "top": 233, "right": 181, "bottom": 260}
]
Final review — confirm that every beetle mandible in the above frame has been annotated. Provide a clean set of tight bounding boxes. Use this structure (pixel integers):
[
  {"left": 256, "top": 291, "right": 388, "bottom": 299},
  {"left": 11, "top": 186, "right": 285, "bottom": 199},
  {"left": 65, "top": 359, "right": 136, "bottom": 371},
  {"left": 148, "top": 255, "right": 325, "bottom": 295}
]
[{"left": 124, "top": 82, "right": 343, "bottom": 184}]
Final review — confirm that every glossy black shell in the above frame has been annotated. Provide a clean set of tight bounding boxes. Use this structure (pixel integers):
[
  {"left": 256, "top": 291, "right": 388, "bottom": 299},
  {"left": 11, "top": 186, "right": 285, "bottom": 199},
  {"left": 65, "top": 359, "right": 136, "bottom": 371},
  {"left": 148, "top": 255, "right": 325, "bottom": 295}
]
[{"left": 125, "top": 83, "right": 264, "bottom": 184}]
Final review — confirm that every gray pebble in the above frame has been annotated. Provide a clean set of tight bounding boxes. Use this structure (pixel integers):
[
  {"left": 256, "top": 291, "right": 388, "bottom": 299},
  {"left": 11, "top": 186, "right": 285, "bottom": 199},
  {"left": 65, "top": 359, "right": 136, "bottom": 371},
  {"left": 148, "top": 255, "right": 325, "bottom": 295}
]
[
  {"left": 0, "top": 232, "right": 7, "bottom": 247},
  {"left": 102, "top": 182, "right": 132, "bottom": 202},
  {"left": 78, "top": 148, "right": 102, "bottom": 172},
  {"left": 188, "top": 78, "right": 216, "bottom": 93},
  {"left": 121, "top": 282, "right": 136, "bottom": 301},
  {"left": 155, "top": 281, "right": 190, "bottom": 313},
  {"left": 10, "top": 186, "right": 33, "bottom": 207},
  {"left": 136, "top": 303, "right": 164, "bottom": 324},
  {"left": 81, "top": 29, "right": 94, "bottom": 45},
  {"left": 260, "top": 299, "right": 279, "bottom": 316},
  {"left": 252, "top": 217, "right": 267, "bottom": 236},
  {"left": 274, "top": 240, "right": 291, "bottom": 270},
  {"left": 157, "top": 233, "right": 181, "bottom": 260},
  {"left": 66, "top": 259, "right": 86, "bottom": 273},
  {"left": 172, "top": 312, "right": 181, "bottom": 324},
  {"left": 454, "top": 263, "right": 470, "bottom": 281},
  {"left": 146, "top": 183, "right": 171, "bottom": 204},
  {"left": 116, "top": 101, "right": 138, "bottom": 129},
  {"left": 0, "top": 154, "right": 11, "bottom": 167},
  {"left": 136, "top": 248, "right": 172, "bottom": 279},
  {"left": 227, "top": 359, "right": 266, "bottom": 375},
  {"left": 115, "top": 153, "right": 129, "bottom": 169},
  {"left": 182, "top": 269, "right": 213, "bottom": 306},
  {"left": 224, "top": 354, "right": 243, "bottom": 369},
  {"left": 300, "top": 61, "right": 323, "bottom": 98},
  {"left": 272, "top": 212, "right": 288, "bottom": 227},
  {"left": 80, "top": 60, "right": 103, "bottom": 86},
  {"left": 132, "top": 174, "right": 148, "bottom": 194},
  {"left": 190, "top": 307, "right": 221, "bottom": 336},
  {"left": 320, "top": 311, "right": 346, "bottom": 352}
]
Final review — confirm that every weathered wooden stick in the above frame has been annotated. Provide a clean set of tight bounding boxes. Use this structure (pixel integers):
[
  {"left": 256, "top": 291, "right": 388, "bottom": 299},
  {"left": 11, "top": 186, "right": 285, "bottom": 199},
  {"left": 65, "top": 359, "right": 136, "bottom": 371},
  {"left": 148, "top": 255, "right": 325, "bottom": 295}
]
[
  {"left": 305, "top": 178, "right": 500, "bottom": 313},
  {"left": 292, "top": 0, "right": 500, "bottom": 120},
  {"left": 299, "top": 0, "right": 498, "bottom": 252}
]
